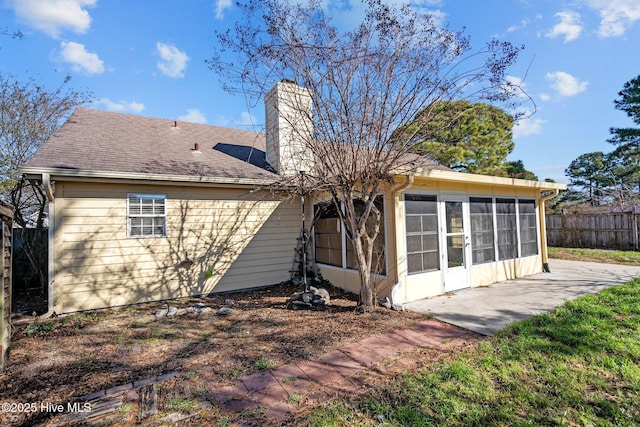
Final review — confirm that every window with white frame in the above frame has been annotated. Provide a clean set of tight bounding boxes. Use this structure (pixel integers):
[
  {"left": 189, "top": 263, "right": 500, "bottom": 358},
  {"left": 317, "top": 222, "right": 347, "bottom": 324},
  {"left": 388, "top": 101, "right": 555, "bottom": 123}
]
[
  {"left": 496, "top": 198, "right": 518, "bottom": 260},
  {"left": 404, "top": 194, "right": 439, "bottom": 274},
  {"left": 313, "top": 196, "right": 386, "bottom": 274},
  {"left": 518, "top": 199, "right": 538, "bottom": 257},
  {"left": 127, "top": 193, "right": 166, "bottom": 238},
  {"left": 470, "top": 197, "right": 495, "bottom": 264}
]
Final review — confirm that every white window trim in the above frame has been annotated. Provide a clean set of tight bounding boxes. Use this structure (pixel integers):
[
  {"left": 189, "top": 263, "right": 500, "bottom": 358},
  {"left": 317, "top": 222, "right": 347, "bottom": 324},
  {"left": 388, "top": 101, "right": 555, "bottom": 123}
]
[
  {"left": 403, "top": 191, "right": 441, "bottom": 275},
  {"left": 403, "top": 192, "right": 541, "bottom": 272},
  {"left": 127, "top": 193, "right": 167, "bottom": 238}
]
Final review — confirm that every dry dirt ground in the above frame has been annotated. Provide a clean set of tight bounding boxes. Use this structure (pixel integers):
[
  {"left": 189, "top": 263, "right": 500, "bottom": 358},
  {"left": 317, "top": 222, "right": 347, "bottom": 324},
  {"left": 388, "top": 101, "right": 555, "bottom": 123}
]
[{"left": 0, "top": 282, "right": 471, "bottom": 426}]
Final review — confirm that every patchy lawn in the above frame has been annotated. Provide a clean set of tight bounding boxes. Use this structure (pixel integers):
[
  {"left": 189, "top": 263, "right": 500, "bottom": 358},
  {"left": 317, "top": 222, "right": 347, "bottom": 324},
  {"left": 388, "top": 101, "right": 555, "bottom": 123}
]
[
  {"left": 301, "top": 278, "right": 640, "bottom": 426},
  {"left": 549, "top": 246, "right": 640, "bottom": 265},
  {"left": 0, "top": 282, "right": 427, "bottom": 426}
]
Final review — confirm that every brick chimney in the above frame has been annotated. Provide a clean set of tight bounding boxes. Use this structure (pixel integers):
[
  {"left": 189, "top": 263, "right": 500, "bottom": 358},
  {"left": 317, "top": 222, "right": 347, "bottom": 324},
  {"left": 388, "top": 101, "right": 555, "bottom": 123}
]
[{"left": 265, "top": 81, "right": 314, "bottom": 175}]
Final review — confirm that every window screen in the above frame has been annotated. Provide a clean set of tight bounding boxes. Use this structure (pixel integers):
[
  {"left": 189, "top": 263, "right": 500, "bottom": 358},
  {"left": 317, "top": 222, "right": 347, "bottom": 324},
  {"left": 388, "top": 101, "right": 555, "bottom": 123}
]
[
  {"left": 519, "top": 199, "right": 538, "bottom": 257},
  {"left": 314, "top": 196, "right": 387, "bottom": 273},
  {"left": 470, "top": 197, "right": 495, "bottom": 264},
  {"left": 405, "top": 194, "right": 439, "bottom": 274},
  {"left": 496, "top": 198, "right": 517, "bottom": 260},
  {"left": 313, "top": 202, "right": 343, "bottom": 267},
  {"left": 345, "top": 196, "right": 386, "bottom": 274},
  {"left": 127, "top": 194, "right": 166, "bottom": 238}
]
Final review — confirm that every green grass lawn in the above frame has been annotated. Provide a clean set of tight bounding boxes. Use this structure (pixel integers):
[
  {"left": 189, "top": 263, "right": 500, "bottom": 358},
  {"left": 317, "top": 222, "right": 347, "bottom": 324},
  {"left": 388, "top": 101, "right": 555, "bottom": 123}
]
[
  {"left": 304, "top": 276, "right": 640, "bottom": 426},
  {"left": 549, "top": 247, "right": 640, "bottom": 265}
]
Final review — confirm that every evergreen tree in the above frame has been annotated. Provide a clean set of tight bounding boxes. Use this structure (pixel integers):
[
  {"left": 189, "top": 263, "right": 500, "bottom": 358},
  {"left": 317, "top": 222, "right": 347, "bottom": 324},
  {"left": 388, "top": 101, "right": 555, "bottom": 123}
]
[
  {"left": 402, "top": 100, "right": 514, "bottom": 175},
  {"left": 609, "top": 74, "right": 640, "bottom": 155}
]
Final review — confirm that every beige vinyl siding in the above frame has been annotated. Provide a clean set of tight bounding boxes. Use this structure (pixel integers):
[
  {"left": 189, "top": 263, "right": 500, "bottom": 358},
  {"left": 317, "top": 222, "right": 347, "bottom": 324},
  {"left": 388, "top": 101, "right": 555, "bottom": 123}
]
[{"left": 54, "top": 182, "right": 300, "bottom": 312}]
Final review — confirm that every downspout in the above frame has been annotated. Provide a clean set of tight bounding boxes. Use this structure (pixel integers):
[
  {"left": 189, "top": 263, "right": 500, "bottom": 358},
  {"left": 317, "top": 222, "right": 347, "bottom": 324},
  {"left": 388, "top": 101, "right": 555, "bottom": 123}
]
[
  {"left": 389, "top": 174, "right": 414, "bottom": 306},
  {"left": 539, "top": 188, "right": 559, "bottom": 273},
  {"left": 41, "top": 173, "right": 56, "bottom": 318}
]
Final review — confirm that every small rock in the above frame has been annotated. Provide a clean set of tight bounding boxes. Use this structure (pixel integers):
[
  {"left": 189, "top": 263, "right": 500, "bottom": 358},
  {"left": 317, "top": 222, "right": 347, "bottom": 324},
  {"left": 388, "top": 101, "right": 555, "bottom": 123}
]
[
  {"left": 314, "top": 288, "right": 331, "bottom": 304},
  {"left": 155, "top": 309, "right": 168, "bottom": 318},
  {"left": 186, "top": 307, "right": 198, "bottom": 314},
  {"left": 166, "top": 307, "right": 178, "bottom": 317},
  {"left": 289, "top": 292, "right": 303, "bottom": 301},
  {"left": 224, "top": 299, "right": 235, "bottom": 306},
  {"left": 175, "top": 308, "right": 188, "bottom": 316},
  {"left": 126, "top": 390, "right": 139, "bottom": 402},
  {"left": 200, "top": 307, "right": 212, "bottom": 314},
  {"left": 193, "top": 303, "right": 206, "bottom": 309},
  {"left": 217, "top": 307, "right": 232, "bottom": 316},
  {"left": 379, "top": 297, "right": 392, "bottom": 310},
  {"left": 302, "top": 292, "right": 315, "bottom": 303},
  {"left": 392, "top": 303, "right": 405, "bottom": 312}
]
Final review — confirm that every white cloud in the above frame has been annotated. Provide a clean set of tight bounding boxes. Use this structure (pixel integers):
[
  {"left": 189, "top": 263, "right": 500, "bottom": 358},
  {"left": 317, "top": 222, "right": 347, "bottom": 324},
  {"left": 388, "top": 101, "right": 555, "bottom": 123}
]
[
  {"left": 178, "top": 108, "right": 207, "bottom": 124},
  {"left": 155, "top": 42, "right": 190, "bottom": 78},
  {"left": 586, "top": 0, "right": 640, "bottom": 37},
  {"left": 513, "top": 109, "right": 545, "bottom": 139},
  {"left": 214, "top": 111, "right": 257, "bottom": 128},
  {"left": 546, "top": 10, "right": 583, "bottom": 42},
  {"left": 236, "top": 111, "right": 257, "bottom": 127},
  {"left": 545, "top": 71, "right": 588, "bottom": 97},
  {"left": 59, "top": 41, "right": 104, "bottom": 75},
  {"left": 503, "top": 75, "right": 529, "bottom": 99},
  {"left": 214, "top": 0, "right": 232, "bottom": 20},
  {"left": 540, "top": 93, "right": 551, "bottom": 101},
  {"left": 8, "top": 0, "right": 95, "bottom": 38},
  {"left": 507, "top": 18, "right": 530, "bottom": 33},
  {"left": 93, "top": 98, "right": 145, "bottom": 113}
]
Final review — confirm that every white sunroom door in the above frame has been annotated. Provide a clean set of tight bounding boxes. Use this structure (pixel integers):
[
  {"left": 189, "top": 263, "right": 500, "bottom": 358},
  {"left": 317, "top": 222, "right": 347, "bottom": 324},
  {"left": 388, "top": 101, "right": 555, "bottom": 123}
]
[{"left": 442, "top": 197, "right": 471, "bottom": 292}]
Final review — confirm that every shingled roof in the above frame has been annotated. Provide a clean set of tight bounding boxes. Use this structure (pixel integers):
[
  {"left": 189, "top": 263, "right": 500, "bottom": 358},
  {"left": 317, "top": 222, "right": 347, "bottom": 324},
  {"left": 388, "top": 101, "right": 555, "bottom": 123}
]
[
  {"left": 25, "top": 107, "right": 450, "bottom": 183},
  {"left": 25, "top": 108, "right": 278, "bottom": 182}
]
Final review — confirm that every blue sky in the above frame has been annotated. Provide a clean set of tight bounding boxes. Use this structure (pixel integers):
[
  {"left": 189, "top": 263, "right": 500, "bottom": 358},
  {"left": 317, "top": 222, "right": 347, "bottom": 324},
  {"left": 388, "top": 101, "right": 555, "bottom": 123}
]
[{"left": 1, "top": 0, "right": 639, "bottom": 183}]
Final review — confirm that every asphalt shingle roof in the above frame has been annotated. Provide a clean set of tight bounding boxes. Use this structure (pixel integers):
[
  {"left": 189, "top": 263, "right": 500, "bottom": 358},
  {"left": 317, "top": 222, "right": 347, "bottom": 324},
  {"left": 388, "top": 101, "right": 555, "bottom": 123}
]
[
  {"left": 26, "top": 107, "right": 449, "bottom": 181},
  {"left": 26, "top": 107, "right": 278, "bottom": 181}
]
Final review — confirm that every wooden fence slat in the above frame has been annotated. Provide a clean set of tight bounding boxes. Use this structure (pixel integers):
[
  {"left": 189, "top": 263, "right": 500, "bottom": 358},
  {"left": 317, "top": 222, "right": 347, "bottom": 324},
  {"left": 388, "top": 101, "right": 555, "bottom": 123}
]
[{"left": 546, "top": 212, "right": 640, "bottom": 250}]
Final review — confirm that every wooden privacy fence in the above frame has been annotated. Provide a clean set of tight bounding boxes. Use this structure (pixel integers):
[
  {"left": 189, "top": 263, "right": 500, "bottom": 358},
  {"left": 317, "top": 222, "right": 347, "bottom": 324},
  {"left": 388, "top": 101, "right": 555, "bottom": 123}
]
[
  {"left": 1, "top": 204, "right": 13, "bottom": 370},
  {"left": 546, "top": 212, "right": 639, "bottom": 250}
]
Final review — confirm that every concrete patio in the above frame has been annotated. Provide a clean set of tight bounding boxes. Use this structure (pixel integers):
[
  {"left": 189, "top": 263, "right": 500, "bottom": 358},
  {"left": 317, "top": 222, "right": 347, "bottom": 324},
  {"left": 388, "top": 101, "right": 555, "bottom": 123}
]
[{"left": 404, "top": 259, "right": 640, "bottom": 336}]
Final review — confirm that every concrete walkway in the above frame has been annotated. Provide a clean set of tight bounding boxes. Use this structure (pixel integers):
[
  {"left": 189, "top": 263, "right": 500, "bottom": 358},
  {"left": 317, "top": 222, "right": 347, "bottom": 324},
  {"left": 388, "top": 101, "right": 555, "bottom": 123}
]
[{"left": 405, "top": 259, "right": 640, "bottom": 336}]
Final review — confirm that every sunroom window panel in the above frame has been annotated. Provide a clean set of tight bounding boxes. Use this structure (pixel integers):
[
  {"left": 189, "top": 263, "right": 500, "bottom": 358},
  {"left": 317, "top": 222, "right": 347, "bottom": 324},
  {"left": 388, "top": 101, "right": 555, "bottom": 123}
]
[
  {"left": 405, "top": 216, "right": 422, "bottom": 234},
  {"left": 470, "top": 197, "right": 495, "bottom": 264},
  {"left": 407, "top": 235, "right": 422, "bottom": 252},
  {"left": 405, "top": 194, "right": 439, "bottom": 274},
  {"left": 314, "top": 196, "right": 386, "bottom": 274},
  {"left": 314, "top": 203, "right": 343, "bottom": 268},
  {"left": 519, "top": 199, "right": 538, "bottom": 257},
  {"left": 346, "top": 196, "right": 386, "bottom": 274},
  {"left": 496, "top": 198, "right": 517, "bottom": 260}
]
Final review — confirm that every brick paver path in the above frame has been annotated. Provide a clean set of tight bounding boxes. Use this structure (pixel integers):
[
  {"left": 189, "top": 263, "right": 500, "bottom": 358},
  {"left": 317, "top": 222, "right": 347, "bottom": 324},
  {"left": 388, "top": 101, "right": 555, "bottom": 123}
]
[{"left": 211, "top": 319, "right": 476, "bottom": 423}]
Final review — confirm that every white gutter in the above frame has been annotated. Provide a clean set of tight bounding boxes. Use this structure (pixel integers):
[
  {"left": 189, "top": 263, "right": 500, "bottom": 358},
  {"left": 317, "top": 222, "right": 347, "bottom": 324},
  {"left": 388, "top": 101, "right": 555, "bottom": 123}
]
[
  {"left": 539, "top": 188, "right": 560, "bottom": 273},
  {"left": 21, "top": 167, "right": 277, "bottom": 188},
  {"left": 398, "top": 166, "right": 567, "bottom": 191},
  {"left": 41, "top": 173, "right": 56, "bottom": 318},
  {"left": 42, "top": 173, "right": 54, "bottom": 201}
]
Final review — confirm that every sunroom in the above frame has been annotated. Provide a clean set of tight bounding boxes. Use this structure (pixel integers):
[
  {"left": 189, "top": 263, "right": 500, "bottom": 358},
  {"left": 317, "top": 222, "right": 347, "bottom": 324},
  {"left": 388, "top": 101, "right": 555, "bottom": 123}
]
[{"left": 311, "top": 169, "right": 565, "bottom": 306}]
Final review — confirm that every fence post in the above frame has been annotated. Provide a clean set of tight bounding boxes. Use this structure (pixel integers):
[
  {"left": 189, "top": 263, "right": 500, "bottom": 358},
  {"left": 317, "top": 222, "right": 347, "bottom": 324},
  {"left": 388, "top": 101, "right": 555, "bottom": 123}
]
[
  {"left": 0, "top": 204, "right": 13, "bottom": 371},
  {"left": 634, "top": 211, "right": 639, "bottom": 251}
]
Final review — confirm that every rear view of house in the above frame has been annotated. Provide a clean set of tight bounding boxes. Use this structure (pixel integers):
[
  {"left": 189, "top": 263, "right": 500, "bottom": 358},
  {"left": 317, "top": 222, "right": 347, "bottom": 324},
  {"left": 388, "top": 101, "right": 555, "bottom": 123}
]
[{"left": 23, "top": 81, "right": 565, "bottom": 313}]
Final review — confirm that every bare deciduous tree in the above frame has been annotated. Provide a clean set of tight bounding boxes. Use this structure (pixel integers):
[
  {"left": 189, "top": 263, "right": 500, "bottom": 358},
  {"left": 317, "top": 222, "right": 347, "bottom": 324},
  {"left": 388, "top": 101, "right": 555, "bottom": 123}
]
[
  {"left": 210, "top": 0, "right": 525, "bottom": 310},
  {"left": 1, "top": 73, "right": 90, "bottom": 290}
]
